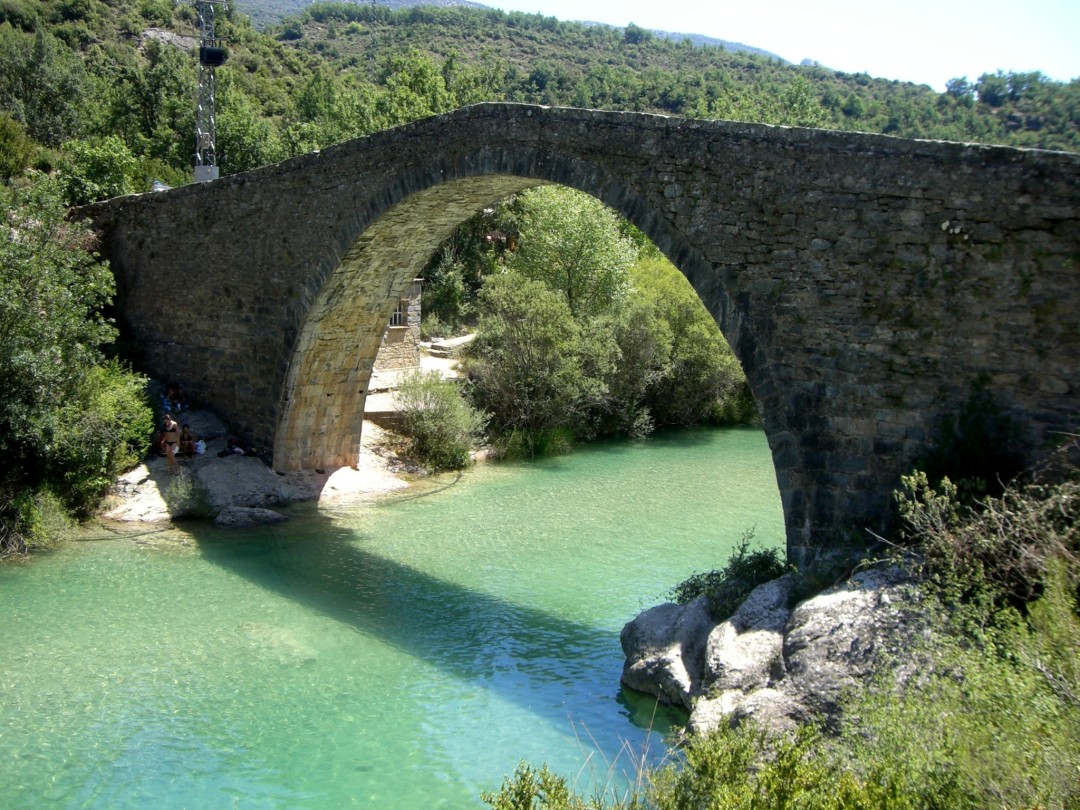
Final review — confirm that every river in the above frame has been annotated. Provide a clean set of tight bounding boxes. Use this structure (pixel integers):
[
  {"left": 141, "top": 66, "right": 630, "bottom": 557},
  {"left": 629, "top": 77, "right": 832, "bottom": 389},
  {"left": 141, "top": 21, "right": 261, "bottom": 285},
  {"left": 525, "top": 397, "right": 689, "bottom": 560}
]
[{"left": 0, "top": 426, "right": 783, "bottom": 808}]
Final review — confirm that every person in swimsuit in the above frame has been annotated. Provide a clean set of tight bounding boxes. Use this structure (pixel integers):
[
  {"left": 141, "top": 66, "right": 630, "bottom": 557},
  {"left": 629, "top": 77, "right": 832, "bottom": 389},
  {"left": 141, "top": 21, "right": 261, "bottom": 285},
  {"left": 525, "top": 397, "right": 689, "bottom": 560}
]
[{"left": 160, "top": 413, "right": 180, "bottom": 474}]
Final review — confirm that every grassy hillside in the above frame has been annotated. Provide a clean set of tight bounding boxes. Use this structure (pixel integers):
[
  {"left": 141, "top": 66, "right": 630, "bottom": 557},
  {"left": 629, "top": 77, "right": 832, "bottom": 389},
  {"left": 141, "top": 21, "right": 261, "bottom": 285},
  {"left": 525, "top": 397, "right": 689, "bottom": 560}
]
[{"left": 234, "top": 0, "right": 786, "bottom": 59}]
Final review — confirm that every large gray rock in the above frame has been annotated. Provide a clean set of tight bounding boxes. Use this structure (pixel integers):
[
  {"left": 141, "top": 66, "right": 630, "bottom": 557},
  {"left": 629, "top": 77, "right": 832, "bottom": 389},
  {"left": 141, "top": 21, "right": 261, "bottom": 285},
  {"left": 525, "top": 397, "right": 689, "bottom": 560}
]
[
  {"left": 620, "top": 596, "right": 713, "bottom": 706},
  {"left": 620, "top": 564, "right": 922, "bottom": 737},
  {"left": 781, "top": 566, "right": 925, "bottom": 722},
  {"left": 702, "top": 574, "right": 795, "bottom": 694},
  {"left": 196, "top": 456, "right": 292, "bottom": 511}
]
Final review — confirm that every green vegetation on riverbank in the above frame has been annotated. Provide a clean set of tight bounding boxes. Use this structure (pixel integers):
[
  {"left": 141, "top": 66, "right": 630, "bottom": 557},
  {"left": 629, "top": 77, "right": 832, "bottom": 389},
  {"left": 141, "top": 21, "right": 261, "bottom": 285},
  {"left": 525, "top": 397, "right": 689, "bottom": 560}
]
[
  {"left": 395, "top": 186, "right": 754, "bottom": 471},
  {"left": 0, "top": 177, "right": 153, "bottom": 555}
]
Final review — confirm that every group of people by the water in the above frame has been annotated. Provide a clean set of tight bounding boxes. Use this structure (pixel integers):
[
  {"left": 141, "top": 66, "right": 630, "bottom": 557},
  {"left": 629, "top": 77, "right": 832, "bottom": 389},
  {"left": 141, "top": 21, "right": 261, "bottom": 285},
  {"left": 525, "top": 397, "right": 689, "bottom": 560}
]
[
  {"left": 155, "top": 382, "right": 256, "bottom": 474},
  {"left": 156, "top": 413, "right": 201, "bottom": 474},
  {"left": 155, "top": 383, "right": 202, "bottom": 475}
]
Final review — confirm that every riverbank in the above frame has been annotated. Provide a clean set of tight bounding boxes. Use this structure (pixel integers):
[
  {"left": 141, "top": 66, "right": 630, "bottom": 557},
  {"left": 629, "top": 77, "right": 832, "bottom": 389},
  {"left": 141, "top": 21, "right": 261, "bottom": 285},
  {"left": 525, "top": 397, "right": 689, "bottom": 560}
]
[
  {"left": 101, "top": 346, "right": 465, "bottom": 524},
  {"left": 101, "top": 409, "right": 412, "bottom": 524}
]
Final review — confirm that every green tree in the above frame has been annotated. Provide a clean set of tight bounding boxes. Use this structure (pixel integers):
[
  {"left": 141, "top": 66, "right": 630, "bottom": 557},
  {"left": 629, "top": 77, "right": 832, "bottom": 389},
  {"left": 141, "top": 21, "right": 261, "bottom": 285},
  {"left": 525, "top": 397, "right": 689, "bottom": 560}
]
[
  {"left": 374, "top": 49, "right": 455, "bottom": 126},
  {"left": 623, "top": 23, "right": 652, "bottom": 45},
  {"left": 0, "top": 27, "right": 87, "bottom": 146},
  {"left": 466, "top": 271, "right": 614, "bottom": 452},
  {"left": 0, "top": 112, "right": 34, "bottom": 179},
  {"left": 631, "top": 256, "right": 749, "bottom": 427},
  {"left": 217, "top": 77, "right": 283, "bottom": 173},
  {"left": 444, "top": 48, "right": 508, "bottom": 105},
  {"left": 505, "top": 186, "right": 636, "bottom": 319},
  {"left": 421, "top": 252, "right": 470, "bottom": 335},
  {"left": 0, "top": 178, "right": 116, "bottom": 457},
  {"left": 0, "top": 176, "right": 152, "bottom": 536},
  {"left": 58, "top": 134, "right": 137, "bottom": 205}
]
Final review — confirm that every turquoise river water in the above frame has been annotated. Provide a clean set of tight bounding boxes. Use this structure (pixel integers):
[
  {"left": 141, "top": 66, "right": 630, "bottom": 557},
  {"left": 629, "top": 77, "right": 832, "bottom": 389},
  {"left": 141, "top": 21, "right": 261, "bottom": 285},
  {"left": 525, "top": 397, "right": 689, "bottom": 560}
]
[{"left": 0, "top": 427, "right": 783, "bottom": 809}]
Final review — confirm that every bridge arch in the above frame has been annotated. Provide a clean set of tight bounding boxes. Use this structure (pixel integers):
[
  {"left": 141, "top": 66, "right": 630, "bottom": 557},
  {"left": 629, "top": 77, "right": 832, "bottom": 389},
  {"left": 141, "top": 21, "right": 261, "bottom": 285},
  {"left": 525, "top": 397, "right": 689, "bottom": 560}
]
[
  {"left": 272, "top": 144, "right": 721, "bottom": 472},
  {"left": 84, "top": 103, "right": 1080, "bottom": 564}
]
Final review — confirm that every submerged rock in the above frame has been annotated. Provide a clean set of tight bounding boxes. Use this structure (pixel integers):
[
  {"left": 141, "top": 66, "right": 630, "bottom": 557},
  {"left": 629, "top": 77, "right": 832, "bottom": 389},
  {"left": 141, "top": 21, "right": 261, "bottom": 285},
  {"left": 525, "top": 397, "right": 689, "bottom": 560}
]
[
  {"left": 213, "top": 506, "right": 290, "bottom": 528},
  {"left": 620, "top": 597, "right": 713, "bottom": 706}
]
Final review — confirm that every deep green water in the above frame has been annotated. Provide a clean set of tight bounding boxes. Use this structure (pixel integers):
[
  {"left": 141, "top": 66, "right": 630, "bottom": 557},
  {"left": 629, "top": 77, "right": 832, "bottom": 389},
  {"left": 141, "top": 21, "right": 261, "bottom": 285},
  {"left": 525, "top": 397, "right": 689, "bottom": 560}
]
[{"left": 0, "top": 427, "right": 783, "bottom": 809}]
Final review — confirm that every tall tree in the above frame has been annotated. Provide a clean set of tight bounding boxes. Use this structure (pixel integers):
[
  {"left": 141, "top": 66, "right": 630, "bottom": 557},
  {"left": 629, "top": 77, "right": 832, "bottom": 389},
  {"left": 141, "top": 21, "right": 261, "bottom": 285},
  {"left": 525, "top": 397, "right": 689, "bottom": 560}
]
[
  {"left": 466, "top": 271, "right": 615, "bottom": 447},
  {"left": 0, "top": 177, "right": 115, "bottom": 463},
  {"left": 0, "top": 27, "right": 88, "bottom": 145},
  {"left": 505, "top": 186, "right": 636, "bottom": 319}
]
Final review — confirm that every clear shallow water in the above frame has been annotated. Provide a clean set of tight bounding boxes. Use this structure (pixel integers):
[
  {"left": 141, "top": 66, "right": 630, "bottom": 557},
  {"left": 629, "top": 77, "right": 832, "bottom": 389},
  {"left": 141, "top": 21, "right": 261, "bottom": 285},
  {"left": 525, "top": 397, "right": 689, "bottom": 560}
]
[{"left": 0, "top": 427, "right": 783, "bottom": 809}]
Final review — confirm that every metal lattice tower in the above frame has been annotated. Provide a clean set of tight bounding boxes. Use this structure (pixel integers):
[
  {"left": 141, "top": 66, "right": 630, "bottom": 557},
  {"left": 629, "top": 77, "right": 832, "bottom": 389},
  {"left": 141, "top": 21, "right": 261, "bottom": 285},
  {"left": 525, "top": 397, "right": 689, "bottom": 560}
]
[{"left": 194, "top": 0, "right": 227, "bottom": 182}]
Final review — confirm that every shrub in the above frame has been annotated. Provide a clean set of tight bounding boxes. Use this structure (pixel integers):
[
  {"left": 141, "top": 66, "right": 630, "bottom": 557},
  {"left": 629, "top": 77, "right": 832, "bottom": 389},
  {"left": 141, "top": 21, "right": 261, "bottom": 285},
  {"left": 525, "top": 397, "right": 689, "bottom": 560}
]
[
  {"left": 648, "top": 723, "right": 878, "bottom": 810},
  {"left": 668, "top": 529, "right": 785, "bottom": 620},
  {"left": 709, "top": 379, "right": 759, "bottom": 426},
  {"left": 845, "top": 465, "right": 1080, "bottom": 807},
  {"left": 420, "top": 313, "right": 452, "bottom": 341},
  {"left": 394, "top": 370, "right": 487, "bottom": 471},
  {"left": 58, "top": 135, "right": 137, "bottom": 205},
  {"left": 0, "top": 488, "right": 72, "bottom": 556},
  {"left": 43, "top": 360, "right": 155, "bottom": 517},
  {"left": 138, "top": 0, "right": 173, "bottom": 26},
  {"left": 162, "top": 472, "right": 215, "bottom": 520},
  {"left": 0, "top": 113, "right": 34, "bottom": 179},
  {"left": 482, "top": 762, "right": 607, "bottom": 810},
  {"left": 896, "top": 466, "right": 1080, "bottom": 612},
  {"left": 0, "top": 0, "right": 39, "bottom": 30},
  {"left": 837, "top": 571, "right": 1080, "bottom": 809},
  {"left": 490, "top": 426, "right": 575, "bottom": 460}
]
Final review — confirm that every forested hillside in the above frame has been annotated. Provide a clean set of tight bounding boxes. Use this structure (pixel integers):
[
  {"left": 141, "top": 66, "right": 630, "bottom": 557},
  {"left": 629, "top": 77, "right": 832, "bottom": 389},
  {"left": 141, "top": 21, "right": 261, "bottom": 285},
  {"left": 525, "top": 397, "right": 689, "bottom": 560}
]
[
  {"left": 1, "top": 0, "right": 1078, "bottom": 193},
  {"left": 236, "top": 0, "right": 488, "bottom": 30}
]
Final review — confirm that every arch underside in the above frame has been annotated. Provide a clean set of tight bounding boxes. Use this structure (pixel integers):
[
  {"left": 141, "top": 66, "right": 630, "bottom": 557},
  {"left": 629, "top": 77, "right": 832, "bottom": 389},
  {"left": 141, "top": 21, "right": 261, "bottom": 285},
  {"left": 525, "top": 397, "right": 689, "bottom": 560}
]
[{"left": 273, "top": 175, "right": 545, "bottom": 471}]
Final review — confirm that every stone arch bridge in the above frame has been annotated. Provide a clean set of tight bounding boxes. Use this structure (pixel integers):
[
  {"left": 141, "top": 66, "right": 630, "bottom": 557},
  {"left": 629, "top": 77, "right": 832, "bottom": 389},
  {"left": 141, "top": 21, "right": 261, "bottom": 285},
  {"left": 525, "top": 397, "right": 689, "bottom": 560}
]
[{"left": 84, "top": 103, "right": 1080, "bottom": 564}]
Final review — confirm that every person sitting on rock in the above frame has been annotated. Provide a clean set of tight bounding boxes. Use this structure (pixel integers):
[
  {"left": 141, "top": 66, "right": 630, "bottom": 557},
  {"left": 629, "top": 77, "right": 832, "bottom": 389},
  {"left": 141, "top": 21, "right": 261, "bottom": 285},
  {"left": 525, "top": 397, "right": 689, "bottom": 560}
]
[
  {"left": 178, "top": 424, "right": 197, "bottom": 457},
  {"left": 217, "top": 437, "right": 246, "bottom": 457}
]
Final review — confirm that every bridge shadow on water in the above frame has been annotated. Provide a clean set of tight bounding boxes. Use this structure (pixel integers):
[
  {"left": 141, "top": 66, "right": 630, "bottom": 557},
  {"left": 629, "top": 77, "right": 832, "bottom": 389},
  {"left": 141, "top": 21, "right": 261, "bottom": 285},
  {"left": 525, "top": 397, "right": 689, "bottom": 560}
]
[{"left": 183, "top": 489, "right": 685, "bottom": 759}]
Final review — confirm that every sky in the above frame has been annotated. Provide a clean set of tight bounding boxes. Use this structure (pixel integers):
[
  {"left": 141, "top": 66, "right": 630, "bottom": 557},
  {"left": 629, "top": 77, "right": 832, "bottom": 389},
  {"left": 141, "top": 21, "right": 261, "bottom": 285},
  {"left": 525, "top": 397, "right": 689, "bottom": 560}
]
[{"left": 483, "top": 0, "right": 1080, "bottom": 91}]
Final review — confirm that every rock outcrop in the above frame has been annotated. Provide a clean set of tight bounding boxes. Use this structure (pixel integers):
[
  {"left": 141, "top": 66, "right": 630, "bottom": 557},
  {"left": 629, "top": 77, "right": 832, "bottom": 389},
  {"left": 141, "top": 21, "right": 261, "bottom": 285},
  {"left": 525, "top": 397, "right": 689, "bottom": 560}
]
[{"left": 620, "top": 565, "right": 925, "bottom": 736}]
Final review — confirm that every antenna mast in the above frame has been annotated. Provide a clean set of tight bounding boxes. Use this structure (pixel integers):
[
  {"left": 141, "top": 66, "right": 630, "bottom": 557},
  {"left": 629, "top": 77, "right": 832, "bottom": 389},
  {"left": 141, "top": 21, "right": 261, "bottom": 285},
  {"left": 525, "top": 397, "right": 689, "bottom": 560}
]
[{"left": 194, "top": 0, "right": 227, "bottom": 183}]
